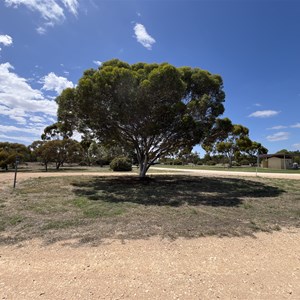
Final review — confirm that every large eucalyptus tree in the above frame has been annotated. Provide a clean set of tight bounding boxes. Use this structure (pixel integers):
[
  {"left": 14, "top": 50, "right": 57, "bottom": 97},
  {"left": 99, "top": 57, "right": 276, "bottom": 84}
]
[{"left": 56, "top": 59, "right": 225, "bottom": 177}]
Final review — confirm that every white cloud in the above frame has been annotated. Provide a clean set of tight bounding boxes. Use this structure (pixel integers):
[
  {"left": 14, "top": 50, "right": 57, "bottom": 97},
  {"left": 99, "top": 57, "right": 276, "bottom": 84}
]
[
  {"left": 4, "top": 0, "right": 79, "bottom": 33},
  {"left": 29, "top": 115, "right": 44, "bottom": 123},
  {"left": 0, "top": 62, "right": 57, "bottom": 125},
  {"left": 249, "top": 110, "right": 280, "bottom": 118},
  {"left": 267, "top": 125, "right": 288, "bottom": 130},
  {"left": 134, "top": 23, "right": 156, "bottom": 50},
  {"left": 0, "top": 133, "right": 35, "bottom": 144},
  {"left": 292, "top": 143, "right": 300, "bottom": 150},
  {"left": 0, "top": 124, "right": 46, "bottom": 136},
  {"left": 291, "top": 123, "right": 300, "bottom": 128},
  {"left": 254, "top": 103, "right": 261, "bottom": 107},
  {"left": 0, "top": 105, "right": 27, "bottom": 124},
  {"left": 0, "top": 34, "right": 13, "bottom": 47},
  {"left": 10, "top": 115, "right": 27, "bottom": 124},
  {"left": 266, "top": 132, "right": 290, "bottom": 142},
  {"left": 41, "top": 72, "right": 74, "bottom": 94},
  {"left": 36, "top": 26, "right": 47, "bottom": 35},
  {"left": 93, "top": 60, "right": 102, "bottom": 66},
  {"left": 61, "top": 0, "right": 79, "bottom": 16}
]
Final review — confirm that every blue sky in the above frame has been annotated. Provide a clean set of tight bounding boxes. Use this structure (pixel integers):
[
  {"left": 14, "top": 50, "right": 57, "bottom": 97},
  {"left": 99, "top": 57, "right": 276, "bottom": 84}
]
[{"left": 0, "top": 0, "right": 300, "bottom": 154}]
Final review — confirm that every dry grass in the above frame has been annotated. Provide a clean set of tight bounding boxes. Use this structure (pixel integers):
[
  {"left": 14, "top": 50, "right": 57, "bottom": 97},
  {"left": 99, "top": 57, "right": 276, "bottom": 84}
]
[{"left": 0, "top": 174, "right": 299, "bottom": 245}]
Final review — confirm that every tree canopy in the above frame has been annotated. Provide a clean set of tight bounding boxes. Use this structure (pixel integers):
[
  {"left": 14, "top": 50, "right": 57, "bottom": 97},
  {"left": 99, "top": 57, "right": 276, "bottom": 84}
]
[
  {"left": 0, "top": 142, "right": 29, "bottom": 170},
  {"left": 31, "top": 139, "right": 83, "bottom": 171},
  {"left": 202, "top": 118, "right": 268, "bottom": 166},
  {"left": 57, "top": 59, "right": 225, "bottom": 177}
]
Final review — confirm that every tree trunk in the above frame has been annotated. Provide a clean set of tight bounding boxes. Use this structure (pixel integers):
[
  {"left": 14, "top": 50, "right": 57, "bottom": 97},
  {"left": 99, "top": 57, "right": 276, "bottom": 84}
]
[
  {"left": 228, "top": 155, "right": 232, "bottom": 168},
  {"left": 45, "top": 162, "right": 48, "bottom": 172},
  {"left": 139, "top": 160, "right": 149, "bottom": 178}
]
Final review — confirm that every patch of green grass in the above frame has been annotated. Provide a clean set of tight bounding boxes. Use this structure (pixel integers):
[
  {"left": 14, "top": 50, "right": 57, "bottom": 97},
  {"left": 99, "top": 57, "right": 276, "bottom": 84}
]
[
  {"left": 73, "top": 197, "right": 89, "bottom": 208},
  {"left": 73, "top": 197, "right": 126, "bottom": 218},
  {"left": 242, "top": 202, "right": 253, "bottom": 209},
  {"left": 8, "top": 215, "right": 24, "bottom": 225},
  {"left": 0, "top": 214, "right": 24, "bottom": 232}
]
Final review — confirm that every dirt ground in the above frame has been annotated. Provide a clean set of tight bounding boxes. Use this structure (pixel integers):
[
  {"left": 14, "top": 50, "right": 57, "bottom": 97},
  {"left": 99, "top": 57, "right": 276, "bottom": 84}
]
[
  {"left": 0, "top": 171, "right": 300, "bottom": 299},
  {"left": 0, "top": 230, "right": 299, "bottom": 299}
]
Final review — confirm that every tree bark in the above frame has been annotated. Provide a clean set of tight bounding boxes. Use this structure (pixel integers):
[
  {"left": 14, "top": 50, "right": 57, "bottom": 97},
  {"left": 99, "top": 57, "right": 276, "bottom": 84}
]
[{"left": 139, "top": 159, "right": 150, "bottom": 178}]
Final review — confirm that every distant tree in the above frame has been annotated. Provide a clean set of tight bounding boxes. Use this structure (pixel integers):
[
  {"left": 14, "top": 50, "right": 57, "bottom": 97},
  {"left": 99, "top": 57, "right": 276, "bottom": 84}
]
[
  {"left": 56, "top": 59, "right": 225, "bottom": 177},
  {"left": 79, "top": 135, "right": 93, "bottom": 165},
  {"left": 28, "top": 140, "right": 45, "bottom": 162},
  {"left": 246, "top": 141, "right": 268, "bottom": 164},
  {"left": 275, "top": 149, "right": 300, "bottom": 164},
  {"left": 291, "top": 151, "right": 300, "bottom": 164},
  {"left": 0, "top": 142, "right": 29, "bottom": 171},
  {"left": 202, "top": 117, "right": 268, "bottom": 167},
  {"left": 203, "top": 120, "right": 250, "bottom": 167},
  {"left": 36, "top": 139, "right": 83, "bottom": 171},
  {"left": 88, "top": 142, "right": 110, "bottom": 166},
  {"left": 276, "top": 149, "right": 289, "bottom": 154},
  {"left": 35, "top": 142, "right": 54, "bottom": 171},
  {"left": 178, "top": 149, "right": 201, "bottom": 165}
]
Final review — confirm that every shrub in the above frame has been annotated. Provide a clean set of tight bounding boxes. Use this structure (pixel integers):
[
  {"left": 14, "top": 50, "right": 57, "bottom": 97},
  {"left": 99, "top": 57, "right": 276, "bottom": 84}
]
[
  {"left": 110, "top": 157, "right": 132, "bottom": 171},
  {"left": 240, "top": 159, "right": 250, "bottom": 166},
  {"left": 206, "top": 160, "right": 216, "bottom": 166}
]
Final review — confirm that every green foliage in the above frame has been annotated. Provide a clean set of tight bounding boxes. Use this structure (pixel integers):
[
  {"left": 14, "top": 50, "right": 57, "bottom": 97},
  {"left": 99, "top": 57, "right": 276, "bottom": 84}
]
[
  {"left": 240, "top": 159, "right": 250, "bottom": 166},
  {"left": 41, "top": 122, "right": 72, "bottom": 141},
  {"left": 110, "top": 157, "right": 132, "bottom": 171},
  {"left": 32, "top": 139, "right": 83, "bottom": 171},
  {"left": 88, "top": 142, "right": 109, "bottom": 166},
  {"left": 57, "top": 59, "right": 225, "bottom": 177},
  {"left": 0, "top": 142, "right": 29, "bottom": 170},
  {"left": 203, "top": 119, "right": 268, "bottom": 167}
]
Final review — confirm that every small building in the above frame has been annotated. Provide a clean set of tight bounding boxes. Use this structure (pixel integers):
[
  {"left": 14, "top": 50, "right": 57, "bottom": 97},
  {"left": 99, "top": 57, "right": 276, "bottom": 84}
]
[{"left": 259, "top": 153, "right": 293, "bottom": 169}]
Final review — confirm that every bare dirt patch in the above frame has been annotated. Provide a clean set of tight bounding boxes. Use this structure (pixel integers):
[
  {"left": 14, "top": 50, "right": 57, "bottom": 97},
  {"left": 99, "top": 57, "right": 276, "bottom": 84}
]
[{"left": 0, "top": 229, "right": 299, "bottom": 299}]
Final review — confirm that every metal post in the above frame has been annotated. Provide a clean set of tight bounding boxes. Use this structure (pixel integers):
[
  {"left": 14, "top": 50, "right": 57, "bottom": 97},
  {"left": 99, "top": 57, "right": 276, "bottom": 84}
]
[{"left": 13, "top": 156, "right": 19, "bottom": 188}]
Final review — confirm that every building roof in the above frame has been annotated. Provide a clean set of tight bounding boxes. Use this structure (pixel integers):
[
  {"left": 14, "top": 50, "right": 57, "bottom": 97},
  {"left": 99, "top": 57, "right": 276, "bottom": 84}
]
[{"left": 258, "top": 153, "right": 296, "bottom": 159}]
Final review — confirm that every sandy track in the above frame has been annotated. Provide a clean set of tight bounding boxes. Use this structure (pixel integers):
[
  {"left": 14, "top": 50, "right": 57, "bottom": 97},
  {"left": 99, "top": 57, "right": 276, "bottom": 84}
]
[
  {"left": 1, "top": 167, "right": 300, "bottom": 189},
  {"left": 1, "top": 171, "right": 299, "bottom": 299},
  {"left": 151, "top": 167, "right": 300, "bottom": 180},
  {"left": 0, "top": 230, "right": 299, "bottom": 299}
]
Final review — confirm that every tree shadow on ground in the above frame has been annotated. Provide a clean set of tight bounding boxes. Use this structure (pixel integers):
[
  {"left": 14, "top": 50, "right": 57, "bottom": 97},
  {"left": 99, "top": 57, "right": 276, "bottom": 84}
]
[
  {"left": 72, "top": 175, "right": 285, "bottom": 207},
  {"left": 0, "top": 175, "right": 293, "bottom": 246}
]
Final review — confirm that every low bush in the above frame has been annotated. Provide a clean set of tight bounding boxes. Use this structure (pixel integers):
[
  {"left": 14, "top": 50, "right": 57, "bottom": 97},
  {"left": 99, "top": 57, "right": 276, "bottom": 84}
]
[
  {"left": 240, "top": 159, "right": 250, "bottom": 166},
  {"left": 110, "top": 157, "right": 132, "bottom": 171}
]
